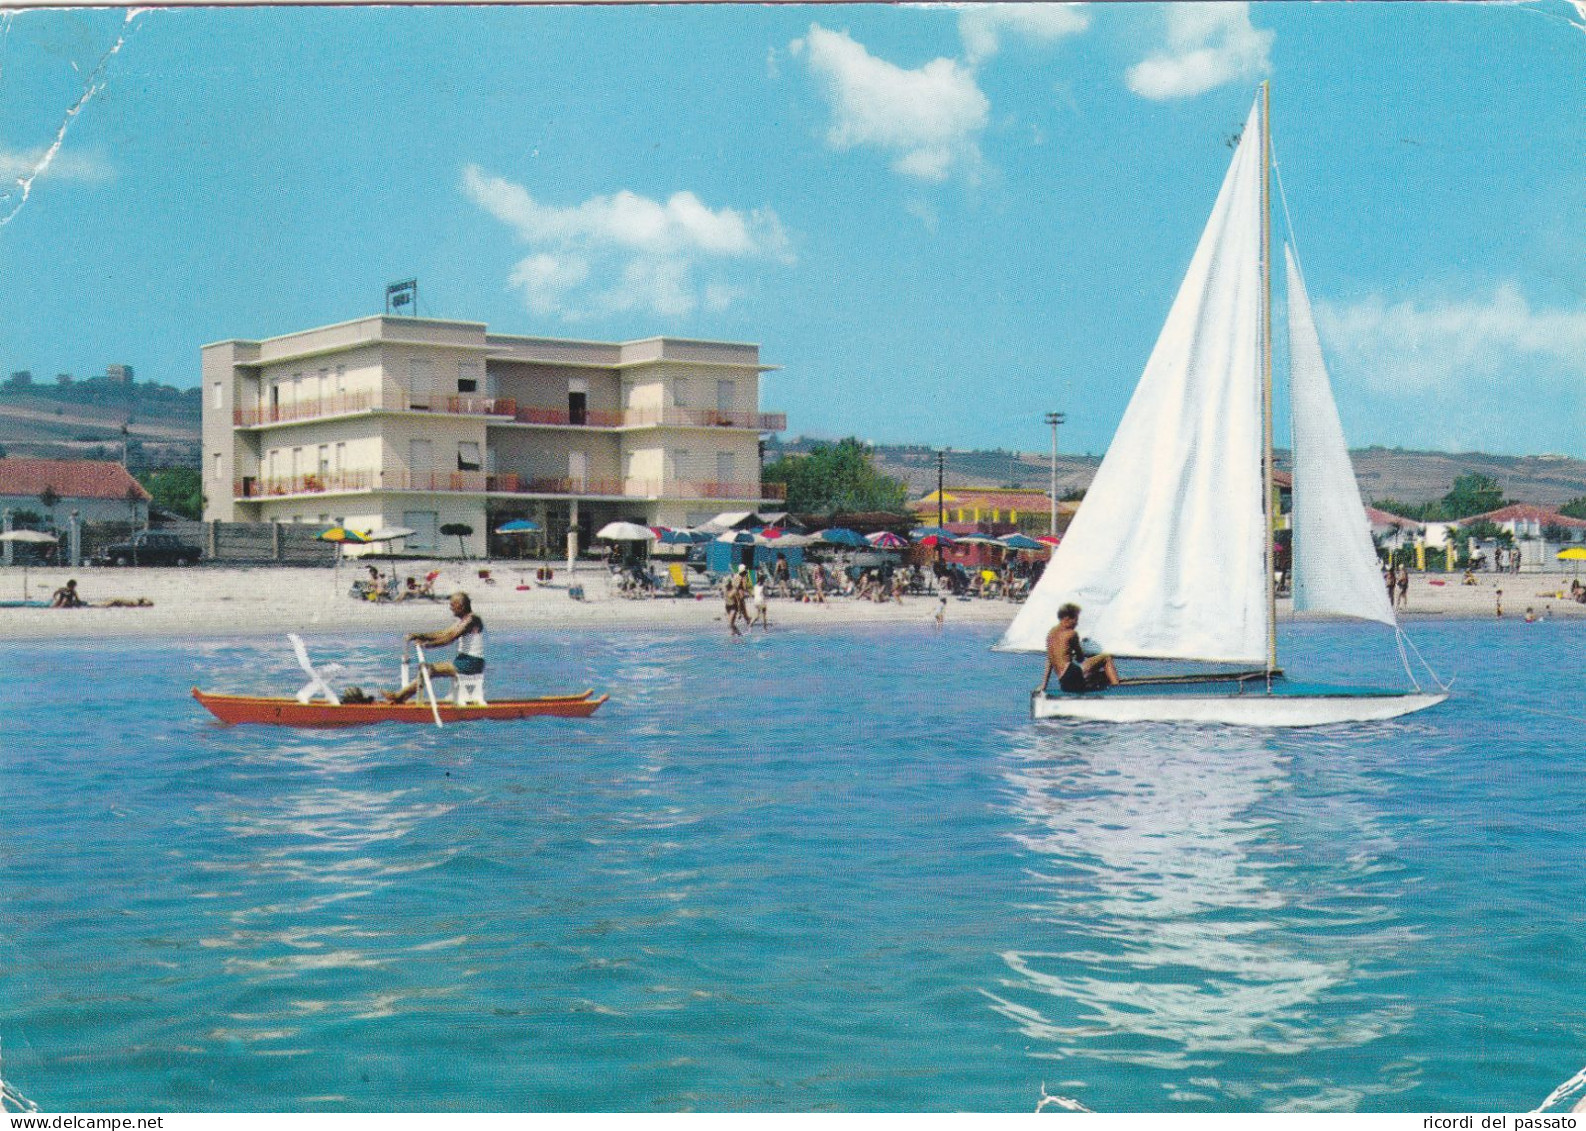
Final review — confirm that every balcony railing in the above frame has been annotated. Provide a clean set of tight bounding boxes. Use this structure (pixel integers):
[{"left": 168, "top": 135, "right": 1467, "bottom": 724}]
[
  {"left": 234, "top": 392, "right": 518, "bottom": 427},
  {"left": 620, "top": 407, "right": 787, "bottom": 431},
  {"left": 235, "top": 470, "right": 784, "bottom": 502},
  {"left": 233, "top": 393, "right": 785, "bottom": 434},
  {"left": 512, "top": 406, "right": 625, "bottom": 428}
]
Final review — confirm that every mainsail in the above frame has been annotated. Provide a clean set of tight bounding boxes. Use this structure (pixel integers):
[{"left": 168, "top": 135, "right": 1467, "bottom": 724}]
[
  {"left": 997, "top": 100, "right": 1269, "bottom": 663},
  {"left": 1285, "top": 245, "right": 1396, "bottom": 626}
]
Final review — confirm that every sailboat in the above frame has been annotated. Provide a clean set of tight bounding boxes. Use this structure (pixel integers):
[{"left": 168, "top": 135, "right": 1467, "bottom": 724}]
[{"left": 998, "top": 84, "right": 1448, "bottom": 726}]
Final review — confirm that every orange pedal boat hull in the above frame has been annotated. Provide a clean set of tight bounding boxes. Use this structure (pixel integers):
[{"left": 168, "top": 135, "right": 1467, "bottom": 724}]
[{"left": 192, "top": 687, "right": 608, "bottom": 727}]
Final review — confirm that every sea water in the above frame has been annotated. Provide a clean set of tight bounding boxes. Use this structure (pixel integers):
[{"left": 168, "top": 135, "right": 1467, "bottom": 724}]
[{"left": 1, "top": 617, "right": 1583, "bottom": 1113}]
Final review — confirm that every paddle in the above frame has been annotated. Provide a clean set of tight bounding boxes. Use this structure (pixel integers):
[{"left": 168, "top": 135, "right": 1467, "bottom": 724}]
[{"left": 412, "top": 642, "right": 444, "bottom": 728}]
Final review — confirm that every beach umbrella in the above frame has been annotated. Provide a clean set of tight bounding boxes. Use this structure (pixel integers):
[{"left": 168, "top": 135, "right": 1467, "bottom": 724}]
[
  {"left": 817, "top": 528, "right": 867, "bottom": 548},
  {"left": 318, "top": 526, "right": 372, "bottom": 544},
  {"left": 365, "top": 526, "right": 415, "bottom": 544},
  {"left": 596, "top": 521, "right": 657, "bottom": 541},
  {"left": 1036, "top": 534, "right": 1062, "bottom": 546},
  {"left": 999, "top": 533, "right": 1044, "bottom": 551},
  {"left": 715, "top": 529, "right": 766, "bottom": 545},
  {"left": 866, "top": 531, "right": 907, "bottom": 549},
  {"left": 910, "top": 527, "right": 956, "bottom": 542},
  {"left": 764, "top": 531, "right": 816, "bottom": 548},
  {"left": 0, "top": 529, "right": 57, "bottom": 601},
  {"left": 953, "top": 533, "right": 1000, "bottom": 545},
  {"left": 495, "top": 519, "right": 543, "bottom": 559},
  {"left": 1559, "top": 546, "right": 1586, "bottom": 576}
]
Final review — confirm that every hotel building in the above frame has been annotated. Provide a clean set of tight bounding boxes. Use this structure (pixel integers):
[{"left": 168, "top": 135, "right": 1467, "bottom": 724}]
[{"left": 201, "top": 315, "right": 785, "bottom": 557}]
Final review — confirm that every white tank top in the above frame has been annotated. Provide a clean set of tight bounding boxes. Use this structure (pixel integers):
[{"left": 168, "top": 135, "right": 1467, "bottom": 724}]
[{"left": 456, "top": 616, "right": 486, "bottom": 659}]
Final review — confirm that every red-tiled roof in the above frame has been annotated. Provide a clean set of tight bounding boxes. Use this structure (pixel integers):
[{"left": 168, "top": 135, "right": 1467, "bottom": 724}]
[
  {"left": 1365, "top": 506, "right": 1422, "bottom": 529},
  {"left": 0, "top": 459, "right": 151, "bottom": 501},
  {"left": 1463, "top": 503, "right": 1586, "bottom": 529}
]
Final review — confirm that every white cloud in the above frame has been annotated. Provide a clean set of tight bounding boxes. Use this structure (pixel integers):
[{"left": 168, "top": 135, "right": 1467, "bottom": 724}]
[
  {"left": 791, "top": 23, "right": 988, "bottom": 183},
  {"left": 0, "top": 146, "right": 110, "bottom": 182},
  {"left": 1315, "top": 284, "right": 1586, "bottom": 395},
  {"left": 1126, "top": 3, "right": 1273, "bottom": 101},
  {"left": 1313, "top": 283, "right": 1586, "bottom": 453},
  {"left": 959, "top": 4, "right": 1089, "bottom": 66},
  {"left": 462, "top": 165, "right": 791, "bottom": 321}
]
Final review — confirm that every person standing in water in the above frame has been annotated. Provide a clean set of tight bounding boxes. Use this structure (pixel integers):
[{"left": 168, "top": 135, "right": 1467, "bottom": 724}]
[{"left": 384, "top": 592, "right": 485, "bottom": 702}]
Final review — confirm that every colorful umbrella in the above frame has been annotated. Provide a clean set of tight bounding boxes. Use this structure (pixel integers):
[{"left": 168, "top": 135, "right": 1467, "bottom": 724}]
[
  {"left": 318, "top": 526, "right": 371, "bottom": 544},
  {"left": 496, "top": 519, "right": 542, "bottom": 534},
  {"left": 817, "top": 528, "right": 867, "bottom": 547},
  {"left": 866, "top": 531, "right": 907, "bottom": 549},
  {"left": 655, "top": 527, "right": 709, "bottom": 545},
  {"left": 1036, "top": 534, "right": 1062, "bottom": 546},
  {"left": 910, "top": 527, "right": 956, "bottom": 542},
  {"left": 999, "top": 533, "right": 1044, "bottom": 551}
]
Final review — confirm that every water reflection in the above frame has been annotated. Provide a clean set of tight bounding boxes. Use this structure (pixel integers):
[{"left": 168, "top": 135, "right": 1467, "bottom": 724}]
[{"left": 989, "top": 724, "right": 1415, "bottom": 1105}]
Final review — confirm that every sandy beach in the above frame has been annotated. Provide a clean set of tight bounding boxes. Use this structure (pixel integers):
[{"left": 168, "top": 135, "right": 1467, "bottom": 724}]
[{"left": 2, "top": 560, "right": 1583, "bottom": 641}]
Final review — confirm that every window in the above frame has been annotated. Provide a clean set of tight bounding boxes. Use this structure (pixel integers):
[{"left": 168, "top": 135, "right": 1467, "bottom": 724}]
[
  {"left": 717, "top": 380, "right": 735, "bottom": 413},
  {"left": 673, "top": 377, "right": 689, "bottom": 408},
  {"left": 335, "top": 365, "right": 346, "bottom": 396},
  {"left": 213, "top": 452, "right": 223, "bottom": 482},
  {"left": 334, "top": 442, "right": 346, "bottom": 471},
  {"left": 317, "top": 445, "right": 330, "bottom": 475},
  {"left": 569, "top": 451, "right": 588, "bottom": 488},
  {"left": 211, "top": 382, "right": 223, "bottom": 409},
  {"left": 409, "top": 439, "right": 434, "bottom": 481},
  {"left": 458, "top": 441, "right": 482, "bottom": 472},
  {"left": 318, "top": 368, "right": 329, "bottom": 402},
  {"left": 672, "top": 449, "right": 691, "bottom": 481},
  {"left": 290, "top": 447, "right": 303, "bottom": 478},
  {"left": 403, "top": 511, "right": 439, "bottom": 549},
  {"left": 458, "top": 361, "right": 481, "bottom": 394},
  {"left": 407, "top": 358, "right": 434, "bottom": 408},
  {"left": 717, "top": 451, "right": 735, "bottom": 485},
  {"left": 568, "top": 377, "right": 587, "bottom": 425}
]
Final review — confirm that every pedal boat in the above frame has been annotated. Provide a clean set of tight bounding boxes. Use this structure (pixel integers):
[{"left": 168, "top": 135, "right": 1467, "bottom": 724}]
[{"left": 192, "top": 687, "right": 608, "bottom": 727}]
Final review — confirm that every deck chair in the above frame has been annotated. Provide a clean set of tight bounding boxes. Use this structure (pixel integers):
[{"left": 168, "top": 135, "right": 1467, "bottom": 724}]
[
  {"left": 288, "top": 633, "right": 342, "bottom": 705},
  {"left": 668, "top": 562, "right": 690, "bottom": 596}
]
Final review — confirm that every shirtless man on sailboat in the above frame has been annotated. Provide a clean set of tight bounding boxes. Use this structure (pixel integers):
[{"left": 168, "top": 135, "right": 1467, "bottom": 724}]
[{"left": 1039, "top": 603, "right": 1119, "bottom": 695}]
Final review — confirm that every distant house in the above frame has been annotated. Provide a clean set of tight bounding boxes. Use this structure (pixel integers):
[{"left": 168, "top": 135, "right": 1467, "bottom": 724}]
[
  {"left": 1460, "top": 503, "right": 1586, "bottom": 541},
  {"left": 1365, "top": 506, "right": 1424, "bottom": 553},
  {"left": 0, "top": 458, "right": 151, "bottom": 527}
]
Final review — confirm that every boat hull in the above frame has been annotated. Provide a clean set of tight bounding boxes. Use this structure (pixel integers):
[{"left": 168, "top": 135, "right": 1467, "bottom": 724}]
[
  {"left": 193, "top": 687, "right": 608, "bottom": 727},
  {"left": 1031, "top": 686, "right": 1447, "bottom": 726}
]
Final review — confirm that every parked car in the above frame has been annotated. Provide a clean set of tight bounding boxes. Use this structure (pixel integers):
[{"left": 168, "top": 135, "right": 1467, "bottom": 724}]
[{"left": 95, "top": 531, "right": 203, "bottom": 566}]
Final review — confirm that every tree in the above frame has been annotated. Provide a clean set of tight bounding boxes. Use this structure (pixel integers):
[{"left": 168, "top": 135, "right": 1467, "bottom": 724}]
[
  {"left": 1438, "top": 473, "right": 1506, "bottom": 520},
  {"left": 440, "top": 522, "right": 474, "bottom": 559},
  {"left": 761, "top": 438, "right": 909, "bottom": 515},
  {"left": 137, "top": 467, "right": 202, "bottom": 520},
  {"left": 38, "top": 486, "right": 58, "bottom": 531},
  {"left": 1560, "top": 497, "right": 1586, "bottom": 521}
]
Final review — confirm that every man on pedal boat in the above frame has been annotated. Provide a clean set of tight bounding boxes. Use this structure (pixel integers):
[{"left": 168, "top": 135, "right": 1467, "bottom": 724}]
[
  {"left": 1039, "top": 602, "right": 1119, "bottom": 695},
  {"left": 384, "top": 592, "right": 486, "bottom": 703}
]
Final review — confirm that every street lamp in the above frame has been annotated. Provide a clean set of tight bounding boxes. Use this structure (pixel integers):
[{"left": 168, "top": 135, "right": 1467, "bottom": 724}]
[
  {"left": 936, "top": 448, "right": 948, "bottom": 563},
  {"left": 1044, "top": 412, "right": 1065, "bottom": 536}
]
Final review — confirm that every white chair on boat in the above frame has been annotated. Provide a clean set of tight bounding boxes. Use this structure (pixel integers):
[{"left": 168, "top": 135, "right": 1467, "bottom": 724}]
[
  {"left": 454, "top": 673, "right": 487, "bottom": 707},
  {"left": 289, "top": 633, "right": 342, "bottom": 705}
]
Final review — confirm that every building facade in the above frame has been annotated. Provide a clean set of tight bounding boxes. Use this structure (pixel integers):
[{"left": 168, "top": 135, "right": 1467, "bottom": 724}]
[{"left": 202, "top": 316, "right": 786, "bottom": 557}]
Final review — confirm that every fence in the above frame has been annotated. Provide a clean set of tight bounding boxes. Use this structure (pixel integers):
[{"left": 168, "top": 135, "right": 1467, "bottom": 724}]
[{"left": 70, "top": 519, "right": 338, "bottom": 566}]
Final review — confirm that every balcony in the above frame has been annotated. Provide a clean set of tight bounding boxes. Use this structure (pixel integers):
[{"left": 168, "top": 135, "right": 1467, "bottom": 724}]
[
  {"left": 235, "top": 470, "right": 784, "bottom": 502},
  {"left": 620, "top": 406, "right": 787, "bottom": 431},
  {"left": 233, "top": 393, "right": 786, "bottom": 434},
  {"left": 234, "top": 392, "right": 518, "bottom": 428}
]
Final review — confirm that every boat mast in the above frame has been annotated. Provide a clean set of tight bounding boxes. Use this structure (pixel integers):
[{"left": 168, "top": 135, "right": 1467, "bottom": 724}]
[{"left": 1260, "top": 80, "right": 1278, "bottom": 677}]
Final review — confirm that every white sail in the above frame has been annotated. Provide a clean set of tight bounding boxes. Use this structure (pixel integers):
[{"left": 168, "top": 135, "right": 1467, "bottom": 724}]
[
  {"left": 1285, "top": 246, "right": 1396, "bottom": 626},
  {"left": 998, "top": 99, "right": 1269, "bottom": 663}
]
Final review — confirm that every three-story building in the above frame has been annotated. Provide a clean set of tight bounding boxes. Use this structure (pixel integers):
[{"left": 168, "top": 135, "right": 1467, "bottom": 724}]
[{"left": 201, "top": 315, "right": 785, "bottom": 557}]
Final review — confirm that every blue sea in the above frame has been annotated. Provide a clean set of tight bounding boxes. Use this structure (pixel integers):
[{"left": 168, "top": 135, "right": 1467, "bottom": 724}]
[{"left": 2, "top": 617, "right": 1584, "bottom": 1113}]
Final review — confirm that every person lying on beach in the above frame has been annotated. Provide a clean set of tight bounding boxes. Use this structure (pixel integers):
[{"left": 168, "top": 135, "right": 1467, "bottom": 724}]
[
  {"left": 1040, "top": 603, "right": 1119, "bottom": 695},
  {"left": 99, "top": 597, "right": 153, "bottom": 608},
  {"left": 51, "top": 579, "right": 86, "bottom": 608},
  {"left": 384, "top": 592, "right": 485, "bottom": 703}
]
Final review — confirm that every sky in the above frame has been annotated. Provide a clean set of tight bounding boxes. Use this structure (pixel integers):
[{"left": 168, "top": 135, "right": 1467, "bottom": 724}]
[{"left": 1, "top": 2, "right": 1583, "bottom": 460}]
